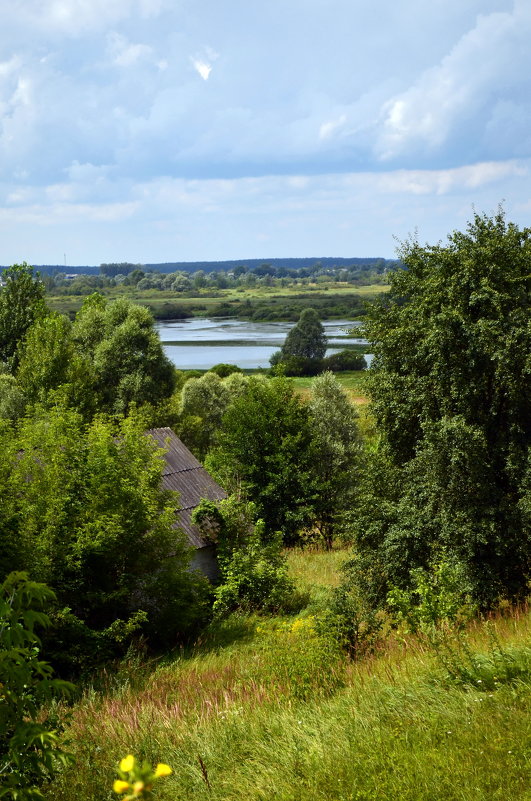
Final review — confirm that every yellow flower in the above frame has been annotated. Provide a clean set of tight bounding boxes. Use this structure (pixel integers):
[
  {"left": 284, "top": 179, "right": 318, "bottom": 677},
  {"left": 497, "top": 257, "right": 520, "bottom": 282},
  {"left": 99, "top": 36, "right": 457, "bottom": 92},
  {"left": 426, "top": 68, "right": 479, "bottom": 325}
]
[
  {"left": 113, "top": 780, "right": 131, "bottom": 794},
  {"left": 133, "top": 781, "right": 145, "bottom": 794},
  {"left": 154, "top": 763, "right": 173, "bottom": 778},
  {"left": 120, "top": 755, "right": 135, "bottom": 773}
]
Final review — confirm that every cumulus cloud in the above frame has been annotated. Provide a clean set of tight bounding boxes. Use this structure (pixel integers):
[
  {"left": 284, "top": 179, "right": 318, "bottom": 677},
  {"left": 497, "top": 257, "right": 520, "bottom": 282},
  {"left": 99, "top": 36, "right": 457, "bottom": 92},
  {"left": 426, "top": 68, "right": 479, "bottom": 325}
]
[
  {"left": 1, "top": 0, "right": 530, "bottom": 263},
  {"left": 14, "top": 0, "right": 166, "bottom": 36},
  {"left": 319, "top": 115, "right": 347, "bottom": 141},
  {"left": 107, "top": 33, "right": 153, "bottom": 67},
  {"left": 375, "top": 2, "right": 531, "bottom": 162}
]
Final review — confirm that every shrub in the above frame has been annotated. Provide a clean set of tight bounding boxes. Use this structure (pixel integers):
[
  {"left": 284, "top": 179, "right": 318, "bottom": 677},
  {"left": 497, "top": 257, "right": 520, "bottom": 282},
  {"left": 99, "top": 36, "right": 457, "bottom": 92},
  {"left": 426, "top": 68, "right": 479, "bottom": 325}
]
[
  {"left": 209, "top": 363, "right": 243, "bottom": 378},
  {"left": 322, "top": 349, "right": 366, "bottom": 372},
  {"left": 0, "top": 572, "right": 73, "bottom": 801}
]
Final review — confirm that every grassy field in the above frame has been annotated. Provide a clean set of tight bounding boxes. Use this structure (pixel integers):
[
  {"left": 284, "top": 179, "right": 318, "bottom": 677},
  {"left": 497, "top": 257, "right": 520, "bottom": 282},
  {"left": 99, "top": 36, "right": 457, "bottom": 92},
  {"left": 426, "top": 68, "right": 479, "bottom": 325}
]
[
  {"left": 46, "top": 282, "right": 389, "bottom": 320},
  {"left": 291, "top": 371, "right": 370, "bottom": 404},
  {"left": 46, "top": 547, "right": 531, "bottom": 801}
]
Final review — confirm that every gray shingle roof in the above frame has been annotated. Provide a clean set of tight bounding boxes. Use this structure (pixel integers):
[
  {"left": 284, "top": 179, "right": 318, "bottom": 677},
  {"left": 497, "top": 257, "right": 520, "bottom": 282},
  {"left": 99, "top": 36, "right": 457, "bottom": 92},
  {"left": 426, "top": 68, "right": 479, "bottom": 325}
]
[{"left": 147, "top": 427, "right": 227, "bottom": 549}]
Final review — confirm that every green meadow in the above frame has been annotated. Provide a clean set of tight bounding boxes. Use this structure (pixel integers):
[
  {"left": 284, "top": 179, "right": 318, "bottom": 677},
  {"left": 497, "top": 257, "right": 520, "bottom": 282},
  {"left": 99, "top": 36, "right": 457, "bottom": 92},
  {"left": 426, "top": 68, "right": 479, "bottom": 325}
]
[
  {"left": 47, "top": 546, "right": 531, "bottom": 801},
  {"left": 46, "top": 282, "right": 389, "bottom": 320}
]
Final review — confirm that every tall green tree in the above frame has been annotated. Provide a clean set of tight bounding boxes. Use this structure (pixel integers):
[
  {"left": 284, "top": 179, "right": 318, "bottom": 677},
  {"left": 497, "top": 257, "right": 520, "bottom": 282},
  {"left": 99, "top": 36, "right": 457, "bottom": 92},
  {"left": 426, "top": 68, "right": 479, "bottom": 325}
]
[
  {"left": 308, "top": 372, "right": 360, "bottom": 548},
  {"left": 179, "top": 372, "right": 231, "bottom": 459},
  {"left": 16, "top": 313, "right": 95, "bottom": 418},
  {"left": 352, "top": 210, "right": 531, "bottom": 606},
  {"left": 0, "top": 264, "right": 47, "bottom": 370},
  {"left": 207, "top": 377, "right": 317, "bottom": 542},
  {"left": 71, "top": 294, "right": 175, "bottom": 416},
  {"left": 281, "top": 307, "right": 327, "bottom": 360},
  {"left": 178, "top": 371, "right": 250, "bottom": 459}
]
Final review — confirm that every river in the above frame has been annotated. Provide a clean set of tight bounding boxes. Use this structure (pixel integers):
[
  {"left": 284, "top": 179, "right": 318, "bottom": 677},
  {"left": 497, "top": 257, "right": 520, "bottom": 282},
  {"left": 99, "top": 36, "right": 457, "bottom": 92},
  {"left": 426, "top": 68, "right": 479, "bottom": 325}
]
[{"left": 156, "top": 318, "right": 369, "bottom": 370}]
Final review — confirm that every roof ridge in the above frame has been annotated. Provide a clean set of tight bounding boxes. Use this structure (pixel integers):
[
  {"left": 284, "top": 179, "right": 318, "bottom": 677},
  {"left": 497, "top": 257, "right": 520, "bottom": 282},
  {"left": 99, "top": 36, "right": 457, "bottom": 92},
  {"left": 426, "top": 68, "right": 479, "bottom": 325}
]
[{"left": 162, "top": 465, "right": 203, "bottom": 476}]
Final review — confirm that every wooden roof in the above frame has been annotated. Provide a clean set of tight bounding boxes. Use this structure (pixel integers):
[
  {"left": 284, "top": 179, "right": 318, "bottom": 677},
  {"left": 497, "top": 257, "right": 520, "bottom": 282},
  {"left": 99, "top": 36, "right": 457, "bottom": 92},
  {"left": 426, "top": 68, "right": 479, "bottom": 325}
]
[{"left": 147, "top": 427, "right": 227, "bottom": 549}]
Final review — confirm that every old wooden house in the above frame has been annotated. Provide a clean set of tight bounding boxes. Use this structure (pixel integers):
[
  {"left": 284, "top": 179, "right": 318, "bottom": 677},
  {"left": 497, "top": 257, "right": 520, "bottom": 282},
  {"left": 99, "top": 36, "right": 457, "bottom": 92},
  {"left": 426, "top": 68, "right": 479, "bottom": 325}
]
[{"left": 147, "top": 427, "right": 226, "bottom": 581}]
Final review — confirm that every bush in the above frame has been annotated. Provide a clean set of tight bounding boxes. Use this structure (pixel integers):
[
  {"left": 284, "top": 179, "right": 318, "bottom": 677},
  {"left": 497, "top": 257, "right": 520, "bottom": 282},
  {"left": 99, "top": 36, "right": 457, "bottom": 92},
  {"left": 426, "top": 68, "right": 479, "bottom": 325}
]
[
  {"left": 213, "top": 527, "right": 296, "bottom": 616},
  {"left": 270, "top": 355, "right": 323, "bottom": 376},
  {"left": 209, "top": 363, "right": 243, "bottom": 378},
  {"left": 322, "top": 349, "right": 366, "bottom": 371},
  {"left": 0, "top": 573, "right": 73, "bottom": 801},
  {"left": 0, "top": 409, "right": 211, "bottom": 675},
  {"left": 193, "top": 498, "right": 298, "bottom": 616}
]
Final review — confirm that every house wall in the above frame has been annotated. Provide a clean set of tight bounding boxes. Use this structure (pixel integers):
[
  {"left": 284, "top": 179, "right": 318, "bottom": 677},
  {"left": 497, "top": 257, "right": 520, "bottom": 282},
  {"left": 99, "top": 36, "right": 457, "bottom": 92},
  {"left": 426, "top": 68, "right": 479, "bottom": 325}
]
[{"left": 190, "top": 544, "right": 220, "bottom": 583}]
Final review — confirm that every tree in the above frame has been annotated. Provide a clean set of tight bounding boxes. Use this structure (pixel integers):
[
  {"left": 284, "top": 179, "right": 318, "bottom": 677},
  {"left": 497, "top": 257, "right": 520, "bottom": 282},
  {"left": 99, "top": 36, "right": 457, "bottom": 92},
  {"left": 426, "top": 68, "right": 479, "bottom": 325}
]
[
  {"left": 281, "top": 308, "right": 327, "bottom": 360},
  {"left": 0, "top": 407, "right": 209, "bottom": 673},
  {"left": 16, "top": 313, "right": 95, "bottom": 418},
  {"left": 308, "top": 372, "right": 360, "bottom": 547},
  {"left": 352, "top": 210, "right": 531, "bottom": 606},
  {"left": 207, "top": 377, "right": 317, "bottom": 542},
  {"left": 0, "top": 264, "right": 47, "bottom": 370},
  {"left": 179, "top": 372, "right": 231, "bottom": 458},
  {"left": 71, "top": 294, "right": 175, "bottom": 416}
]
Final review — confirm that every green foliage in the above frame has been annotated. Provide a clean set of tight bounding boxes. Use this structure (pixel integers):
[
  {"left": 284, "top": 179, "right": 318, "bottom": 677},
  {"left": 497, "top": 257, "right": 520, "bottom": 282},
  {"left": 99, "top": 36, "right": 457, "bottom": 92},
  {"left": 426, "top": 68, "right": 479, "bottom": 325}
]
[
  {"left": 270, "top": 354, "right": 322, "bottom": 377},
  {"left": 193, "top": 497, "right": 297, "bottom": 615},
  {"left": 71, "top": 294, "right": 175, "bottom": 416},
  {"left": 281, "top": 307, "right": 327, "bottom": 360},
  {"left": 322, "top": 349, "right": 366, "bottom": 371},
  {"left": 213, "top": 527, "right": 296, "bottom": 616},
  {"left": 1, "top": 292, "right": 176, "bottom": 422},
  {"left": 308, "top": 372, "right": 360, "bottom": 547},
  {"left": 0, "top": 408, "right": 210, "bottom": 673},
  {"left": 179, "top": 372, "right": 231, "bottom": 459},
  {"left": 355, "top": 211, "right": 531, "bottom": 607},
  {"left": 260, "top": 616, "right": 345, "bottom": 700},
  {"left": 0, "top": 572, "right": 73, "bottom": 800},
  {"left": 0, "top": 374, "right": 26, "bottom": 421},
  {"left": 39, "top": 534, "right": 531, "bottom": 801},
  {"left": 431, "top": 628, "right": 531, "bottom": 692},
  {"left": 387, "top": 559, "right": 476, "bottom": 635},
  {"left": 177, "top": 371, "right": 251, "bottom": 458},
  {"left": 271, "top": 350, "right": 366, "bottom": 377},
  {"left": 330, "top": 580, "right": 386, "bottom": 658},
  {"left": 207, "top": 377, "right": 317, "bottom": 542},
  {"left": 209, "top": 363, "right": 243, "bottom": 378},
  {"left": 0, "top": 264, "right": 47, "bottom": 370},
  {"left": 16, "top": 313, "right": 95, "bottom": 418}
]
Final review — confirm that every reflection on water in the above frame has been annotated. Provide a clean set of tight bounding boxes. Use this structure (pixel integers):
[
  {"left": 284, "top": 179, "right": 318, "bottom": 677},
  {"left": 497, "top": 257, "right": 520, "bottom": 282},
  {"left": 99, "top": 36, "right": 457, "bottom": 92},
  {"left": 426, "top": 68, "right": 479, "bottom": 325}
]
[{"left": 156, "top": 318, "right": 368, "bottom": 370}]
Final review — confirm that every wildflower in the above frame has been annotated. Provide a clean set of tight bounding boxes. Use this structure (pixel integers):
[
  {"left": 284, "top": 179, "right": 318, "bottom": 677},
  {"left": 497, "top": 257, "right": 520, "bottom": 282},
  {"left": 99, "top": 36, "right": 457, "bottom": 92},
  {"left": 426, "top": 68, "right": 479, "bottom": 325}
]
[
  {"left": 113, "top": 780, "right": 131, "bottom": 794},
  {"left": 154, "top": 763, "right": 172, "bottom": 778},
  {"left": 133, "top": 781, "right": 145, "bottom": 793},
  {"left": 120, "top": 755, "right": 135, "bottom": 773}
]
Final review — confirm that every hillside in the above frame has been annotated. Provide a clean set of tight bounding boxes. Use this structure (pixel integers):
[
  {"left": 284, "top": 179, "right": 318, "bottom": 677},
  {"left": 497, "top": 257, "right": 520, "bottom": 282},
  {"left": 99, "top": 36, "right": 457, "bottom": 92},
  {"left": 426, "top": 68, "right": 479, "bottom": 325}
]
[{"left": 46, "top": 546, "right": 531, "bottom": 801}]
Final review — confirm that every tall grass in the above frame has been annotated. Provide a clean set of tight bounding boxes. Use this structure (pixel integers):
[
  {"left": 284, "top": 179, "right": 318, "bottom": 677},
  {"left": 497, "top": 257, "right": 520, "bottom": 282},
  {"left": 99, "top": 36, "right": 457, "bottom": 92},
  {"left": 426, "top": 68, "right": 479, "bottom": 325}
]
[{"left": 46, "top": 599, "right": 531, "bottom": 801}]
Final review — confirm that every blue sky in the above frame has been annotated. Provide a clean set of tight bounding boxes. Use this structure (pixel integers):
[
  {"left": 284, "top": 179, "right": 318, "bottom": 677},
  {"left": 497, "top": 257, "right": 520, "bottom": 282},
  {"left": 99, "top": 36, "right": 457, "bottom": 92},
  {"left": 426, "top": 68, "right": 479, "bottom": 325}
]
[{"left": 1, "top": 0, "right": 530, "bottom": 265}]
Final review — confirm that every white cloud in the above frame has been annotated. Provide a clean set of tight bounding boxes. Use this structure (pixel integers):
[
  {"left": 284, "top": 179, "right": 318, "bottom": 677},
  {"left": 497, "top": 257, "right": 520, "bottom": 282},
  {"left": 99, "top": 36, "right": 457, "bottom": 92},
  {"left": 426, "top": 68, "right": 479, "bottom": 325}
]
[
  {"left": 319, "top": 114, "right": 346, "bottom": 141},
  {"left": 191, "top": 58, "right": 212, "bottom": 81},
  {"left": 15, "top": 0, "right": 166, "bottom": 36},
  {"left": 374, "top": 161, "right": 527, "bottom": 195},
  {"left": 1, "top": 0, "right": 530, "bottom": 263},
  {"left": 107, "top": 33, "right": 153, "bottom": 67},
  {"left": 0, "top": 200, "right": 138, "bottom": 225},
  {"left": 376, "top": 3, "right": 531, "bottom": 161}
]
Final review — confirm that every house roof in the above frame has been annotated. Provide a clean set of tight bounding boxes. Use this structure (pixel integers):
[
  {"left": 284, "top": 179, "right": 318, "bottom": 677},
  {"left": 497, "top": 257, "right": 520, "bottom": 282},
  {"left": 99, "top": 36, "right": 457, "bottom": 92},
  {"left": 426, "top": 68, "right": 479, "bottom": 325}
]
[{"left": 147, "top": 427, "right": 227, "bottom": 549}]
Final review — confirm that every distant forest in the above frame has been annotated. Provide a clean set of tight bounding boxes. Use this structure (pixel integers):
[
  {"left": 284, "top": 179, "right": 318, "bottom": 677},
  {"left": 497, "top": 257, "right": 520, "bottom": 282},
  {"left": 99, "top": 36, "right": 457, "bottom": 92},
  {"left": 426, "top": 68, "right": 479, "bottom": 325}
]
[{"left": 6, "top": 256, "right": 400, "bottom": 277}]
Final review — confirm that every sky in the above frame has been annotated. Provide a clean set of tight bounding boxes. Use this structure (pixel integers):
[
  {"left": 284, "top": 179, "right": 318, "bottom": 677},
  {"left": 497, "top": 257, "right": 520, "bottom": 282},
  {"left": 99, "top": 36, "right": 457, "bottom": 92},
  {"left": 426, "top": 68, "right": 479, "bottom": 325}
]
[{"left": 1, "top": 0, "right": 531, "bottom": 265}]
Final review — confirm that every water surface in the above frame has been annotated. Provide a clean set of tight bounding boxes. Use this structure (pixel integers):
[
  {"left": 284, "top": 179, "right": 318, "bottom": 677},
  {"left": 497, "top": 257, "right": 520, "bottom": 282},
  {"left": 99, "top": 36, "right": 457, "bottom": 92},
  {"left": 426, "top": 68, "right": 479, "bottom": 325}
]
[{"left": 156, "top": 318, "right": 367, "bottom": 370}]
